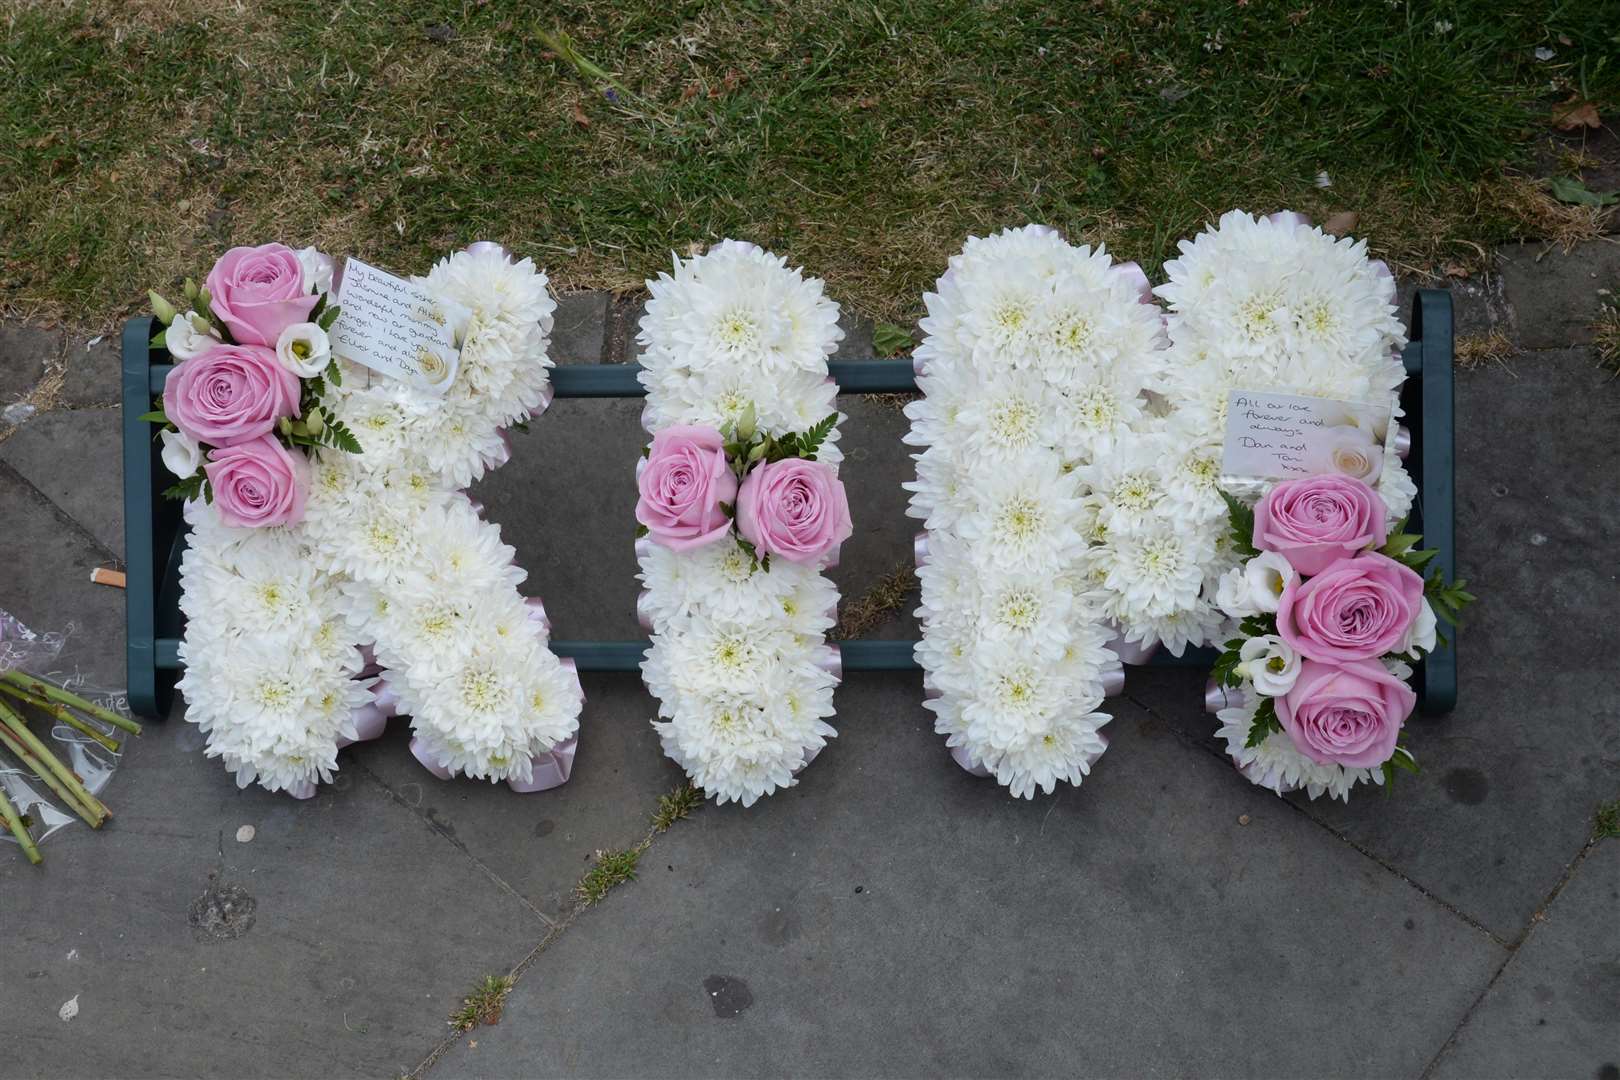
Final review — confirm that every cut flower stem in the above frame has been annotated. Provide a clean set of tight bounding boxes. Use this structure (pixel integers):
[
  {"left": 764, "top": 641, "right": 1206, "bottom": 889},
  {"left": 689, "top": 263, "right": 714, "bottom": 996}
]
[
  {"left": 0, "top": 683, "right": 121, "bottom": 752},
  {"left": 1, "top": 671, "right": 143, "bottom": 735},
  {"left": 0, "top": 699, "right": 109, "bottom": 826},
  {"left": 0, "top": 784, "right": 43, "bottom": 864}
]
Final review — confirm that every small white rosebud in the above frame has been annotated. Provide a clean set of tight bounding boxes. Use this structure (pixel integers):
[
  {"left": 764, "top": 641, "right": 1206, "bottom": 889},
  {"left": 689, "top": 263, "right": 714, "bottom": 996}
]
[
  {"left": 1401, "top": 598, "right": 1438, "bottom": 656},
  {"left": 159, "top": 428, "right": 202, "bottom": 479},
  {"left": 165, "top": 310, "right": 222, "bottom": 361}
]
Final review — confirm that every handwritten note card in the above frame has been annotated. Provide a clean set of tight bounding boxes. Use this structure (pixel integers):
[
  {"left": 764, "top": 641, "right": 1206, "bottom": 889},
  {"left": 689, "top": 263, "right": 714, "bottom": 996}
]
[
  {"left": 1221, "top": 389, "right": 1395, "bottom": 483},
  {"left": 331, "top": 258, "right": 462, "bottom": 393}
]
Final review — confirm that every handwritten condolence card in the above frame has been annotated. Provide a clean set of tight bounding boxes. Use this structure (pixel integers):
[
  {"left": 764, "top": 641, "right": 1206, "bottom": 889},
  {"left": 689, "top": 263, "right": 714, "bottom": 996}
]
[
  {"left": 1221, "top": 389, "right": 1395, "bottom": 484},
  {"left": 331, "top": 258, "right": 464, "bottom": 393}
]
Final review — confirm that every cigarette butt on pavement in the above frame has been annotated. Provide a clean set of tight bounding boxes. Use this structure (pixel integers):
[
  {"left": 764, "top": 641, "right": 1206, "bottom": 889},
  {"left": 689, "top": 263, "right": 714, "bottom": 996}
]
[{"left": 91, "top": 567, "right": 126, "bottom": 589}]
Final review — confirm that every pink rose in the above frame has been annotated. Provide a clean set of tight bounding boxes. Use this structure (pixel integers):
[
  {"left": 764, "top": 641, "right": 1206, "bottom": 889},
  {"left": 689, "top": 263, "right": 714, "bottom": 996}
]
[
  {"left": 1277, "top": 658, "right": 1415, "bottom": 768},
  {"left": 1277, "top": 553, "right": 1425, "bottom": 663},
  {"left": 203, "top": 435, "right": 308, "bottom": 528},
  {"left": 1254, "top": 474, "right": 1389, "bottom": 576},
  {"left": 636, "top": 426, "right": 738, "bottom": 551},
  {"left": 736, "top": 458, "right": 852, "bottom": 566},
  {"left": 205, "top": 243, "right": 319, "bottom": 346},
  {"left": 165, "top": 343, "right": 301, "bottom": 447}
]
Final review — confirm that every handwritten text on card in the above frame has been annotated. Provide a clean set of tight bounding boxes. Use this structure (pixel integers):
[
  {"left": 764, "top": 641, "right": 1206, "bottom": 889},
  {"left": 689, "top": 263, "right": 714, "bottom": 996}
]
[
  {"left": 1221, "top": 389, "right": 1394, "bottom": 483},
  {"left": 330, "top": 258, "right": 462, "bottom": 393}
]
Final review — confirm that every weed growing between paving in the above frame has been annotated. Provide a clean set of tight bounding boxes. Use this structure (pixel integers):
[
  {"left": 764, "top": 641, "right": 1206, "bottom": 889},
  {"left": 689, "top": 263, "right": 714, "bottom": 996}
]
[
  {"left": 831, "top": 561, "right": 918, "bottom": 641},
  {"left": 447, "top": 975, "right": 513, "bottom": 1033},
  {"left": 574, "top": 781, "right": 705, "bottom": 907}
]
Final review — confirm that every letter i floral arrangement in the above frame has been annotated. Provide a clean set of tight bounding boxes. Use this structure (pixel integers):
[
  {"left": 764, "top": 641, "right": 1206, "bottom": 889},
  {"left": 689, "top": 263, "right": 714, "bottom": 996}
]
[
  {"left": 142, "top": 241, "right": 583, "bottom": 798},
  {"left": 634, "top": 241, "right": 852, "bottom": 807}
]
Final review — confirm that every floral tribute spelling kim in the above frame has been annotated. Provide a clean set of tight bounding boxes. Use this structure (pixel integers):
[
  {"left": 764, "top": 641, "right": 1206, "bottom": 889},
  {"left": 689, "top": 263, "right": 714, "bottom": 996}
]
[
  {"left": 1207, "top": 474, "right": 1474, "bottom": 800},
  {"left": 634, "top": 241, "right": 852, "bottom": 807},
  {"left": 150, "top": 242, "right": 582, "bottom": 797}
]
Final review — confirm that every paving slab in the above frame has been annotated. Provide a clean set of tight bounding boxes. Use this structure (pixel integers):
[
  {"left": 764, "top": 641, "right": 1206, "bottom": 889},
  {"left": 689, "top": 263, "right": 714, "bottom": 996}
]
[
  {"left": 0, "top": 322, "right": 60, "bottom": 404},
  {"left": 550, "top": 292, "right": 610, "bottom": 365},
  {"left": 1, "top": 700, "right": 548, "bottom": 1080},
  {"left": 346, "top": 674, "right": 690, "bottom": 922},
  {"left": 0, "top": 407, "right": 124, "bottom": 558},
  {"left": 1395, "top": 274, "right": 1514, "bottom": 343},
  {"left": 0, "top": 463, "right": 124, "bottom": 688},
  {"left": 473, "top": 394, "right": 920, "bottom": 644},
  {"left": 58, "top": 331, "right": 122, "bottom": 408},
  {"left": 1431, "top": 840, "right": 1620, "bottom": 1080},
  {"left": 1499, "top": 239, "right": 1620, "bottom": 349},
  {"left": 1152, "top": 348, "right": 1620, "bottom": 943},
  {"left": 433, "top": 674, "right": 1506, "bottom": 1080}
]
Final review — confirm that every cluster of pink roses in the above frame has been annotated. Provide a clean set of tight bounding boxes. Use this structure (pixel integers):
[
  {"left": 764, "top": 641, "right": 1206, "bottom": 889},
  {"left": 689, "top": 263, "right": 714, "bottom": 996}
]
[
  {"left": 149, "top": 243, "right": 352, "bottom": 529},
  {"left": 1218, "top": 473, "right": 1441, "bottom": 775},
  {"left": 634, "top": 424, "right": 852, "bottom": 567}
]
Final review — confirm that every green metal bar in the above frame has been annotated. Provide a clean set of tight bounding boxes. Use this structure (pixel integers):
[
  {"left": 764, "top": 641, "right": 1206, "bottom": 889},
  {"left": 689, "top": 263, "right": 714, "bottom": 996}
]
[{"left": 129, "top": 305, "right": 1456, "bottom": 711}]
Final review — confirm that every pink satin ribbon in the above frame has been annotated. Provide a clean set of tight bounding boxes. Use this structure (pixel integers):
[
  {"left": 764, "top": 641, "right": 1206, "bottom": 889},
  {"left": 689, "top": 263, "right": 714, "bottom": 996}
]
[
  {"left": 1110, "top": 260, "right": 1154, "bottom": 305},
  {"left": 1204, "top": 678, "right": 1233, "bottom": 715},
  {"left": 524, "top": 595, "right": 551, "bottom": 635},
  {"left": 636, "top": 590, "right": 655, "bottom": 632},
  {"left": 949, "top": 742, "right": 994, "bottom": 779},
  {"left": 487, "top": 431, "right": 512, "bottom": 469},
  {"left": 1104, "top": 623, "right": 1160, "bottom": 666},
  {"left": 285, "top": 779, "right": 318, "bottom": 800},
  {"left": 1101, "top": 666, "right": 1125, "bottom": 698},
  {"left": 1265, "top": 210, "right": 1312, "bottom": 230},
  {"left": 1393, "top": 425, "right": 1411, "bottom": 459},
  {"left": 817, "top": 644, "right": 843, "bottom": 686},
  {"left": 913, "top": 531, "right": 930, "bottom": 567},
  {"left": 912, "top": 352, "right": 928, "bottom": 378},
  {"left": 795, "top": 741, "right": 824, "bottom": 775},
  {"left": 640, "top": 403, "right": 655, "bottom": 434},
  {"left": 506, "top": 734, "right": 578, "bottom": 793},
  {"left": 336, "top": 675, "right": 397, "bottom": 749},
  {"left": 466, "top": 240, "right": 509, "bottom": 260}
]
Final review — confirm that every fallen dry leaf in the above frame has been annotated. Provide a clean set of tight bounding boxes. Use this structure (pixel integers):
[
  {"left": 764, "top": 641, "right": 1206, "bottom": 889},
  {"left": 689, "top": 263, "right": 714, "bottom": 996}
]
[
  {"left": 1552, "top": 96, "right": 1601, "bottom": 131},
  {"left": 571, "top": 100, "right": 590, "bottom": 128},
  {"left": 1443, "top": 262, "right": 1470, "bottom": 279},
  {"left": 1322, "top": 211, "right": 1360, "bottom": 236},
  {"left": 681, "top": 81, "right": 701, "bottom": 102}
]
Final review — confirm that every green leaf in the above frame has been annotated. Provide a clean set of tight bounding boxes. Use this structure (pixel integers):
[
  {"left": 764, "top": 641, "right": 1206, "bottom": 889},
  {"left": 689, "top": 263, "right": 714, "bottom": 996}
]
[
  {"left": 719, "top": 501, "right": 735, "bottom": 519},
  {"left": 161, "top": 474, "right": 204, "bottom": 501},
  {"left": 1549, "top": 175, "right": 1619, "bottom": 207},
  {"left": 202, "top": 479, "right": 214, "bottom": 505},
  {"left": 634, "top": 524, "right": 649, "bottom": 538},
  {"left": 797, "top": 413, "right": 839, "bottom": 458},
  {"left": 1388, "top": 746, "right": 1420, "bottom": 775},
  {"left": 759, "top": 552, "right": 771, "bottom": 572},
  {"left": 317, "top": 303, "right": 342, "bottom": 331},
  {"left": 150, "top": 328, "right": 168, "bottom": 349},
  {"left": 325, "top": 359, "right": 342, "bottom": 387},
  {"left": 872, "top": 323, "right": 914, "bottom": 357},
  {"left": 310, "top": 293, "right": 327, "bottom": 322},
  {"left": 137, "top": 409, "right": 168, "bottom": 425},
  {"left": 1244, "top": 696, "right": 1281, "bottom": 748},
  {"left": 1220, "top": 490, "right": 1260, "bottom": 558},
  {"left": 322, "top": 416, "right": 363, "bottom": 455},
  {"left": 640, "top": 443, "right": 651, "bottom": 459}
]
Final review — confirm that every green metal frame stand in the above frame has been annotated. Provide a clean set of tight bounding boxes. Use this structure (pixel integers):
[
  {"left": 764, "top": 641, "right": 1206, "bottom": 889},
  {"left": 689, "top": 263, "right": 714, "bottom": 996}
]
[{"left": 122, "top": 290, "right": 1456, "bottom": 718}]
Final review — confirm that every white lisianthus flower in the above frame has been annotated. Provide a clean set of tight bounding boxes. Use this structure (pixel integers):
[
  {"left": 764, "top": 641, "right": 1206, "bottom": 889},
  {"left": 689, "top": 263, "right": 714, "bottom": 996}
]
[
  {"left": 1214, "top": 565, "right": 1257, "bottom": 618},
  {"left": 159, "top": 428, "right": 203, "bottom": 479},
  {"left": 1401, "top": 597, "right": 1438, "bottom": 656},
  {"left": 1238, "top": 634, "right": 1300, "bottom": 696},
  {"left": 295, "top": 246, "right": 335, "bottom": 296},
  {"left": 1242, "top": 550, "right": 1297, "bottom": 614},
  {"left": 275, "top": 322, "right": 332, "bottom": 379},
  {"left": 166, "top": 311, "right": 221, "bottom": 361}
]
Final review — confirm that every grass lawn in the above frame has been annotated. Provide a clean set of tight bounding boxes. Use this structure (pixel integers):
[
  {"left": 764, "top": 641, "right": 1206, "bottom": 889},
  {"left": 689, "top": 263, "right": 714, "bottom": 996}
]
[{"left": 1, "top": 0, "right": 1616, "bottom": 328}]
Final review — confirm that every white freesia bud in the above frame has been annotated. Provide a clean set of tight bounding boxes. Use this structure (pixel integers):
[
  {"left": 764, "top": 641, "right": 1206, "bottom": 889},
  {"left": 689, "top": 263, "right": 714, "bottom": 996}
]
[
  {"left": 295, "top": 246, "right": 335, "bottom": 296},
  {"left": 1214, "top": 565, "right": 1257, "bottom": 617},
  {"left": 275, "top": 322, "right": 331, "bottom": 379},
  {"left": 1401, "top": 597, "right": 1438, "bottom": 656},
  {"left": 1243, "top": 550, "right": 1296, "bottom": 613},
  {"left": 165, "top": 310, "right": 221, "bottom": 361},
  {"left": 159, "top": 428, "right": 202, "bottom": 479},
  {"left": 1238, "top": 634, "right": 1300, "bottom": 696}
]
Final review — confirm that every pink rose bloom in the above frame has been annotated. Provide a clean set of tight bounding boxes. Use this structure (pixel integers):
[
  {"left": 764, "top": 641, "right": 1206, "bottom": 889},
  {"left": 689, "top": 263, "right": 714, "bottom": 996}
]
[
  {"left": 1277, "top": 553, "right": 1425, "bottom": 663},
  {"left": 205, "top": 243, "right": 319, "bottom": 346},
  {"left": 636, "top": 426, "right": 738, "bottom": 551},
  {"left": 1254, "top": 474, "right": 1389, "bottom": 576},
  {"left": 1277, "top": 658, "right": 1416, "bottom": 768},
  {"left": 736, "top": 458, "right": 853, "bottom": 566},
  {"left": 203, "top": 435, "right": 308, "bottom": 528},
  {"left": 165, "top": 343, "right": 301, "bottom": 447}
]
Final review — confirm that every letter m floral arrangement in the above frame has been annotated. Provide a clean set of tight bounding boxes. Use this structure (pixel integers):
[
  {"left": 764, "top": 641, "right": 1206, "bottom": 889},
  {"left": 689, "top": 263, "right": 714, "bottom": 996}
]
[
  {"left": 633, "top": 241, "right": 852, "bottom": 807},
  {"left": 1208, "top": 475, "right": 1475, "bottom": 800}
]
